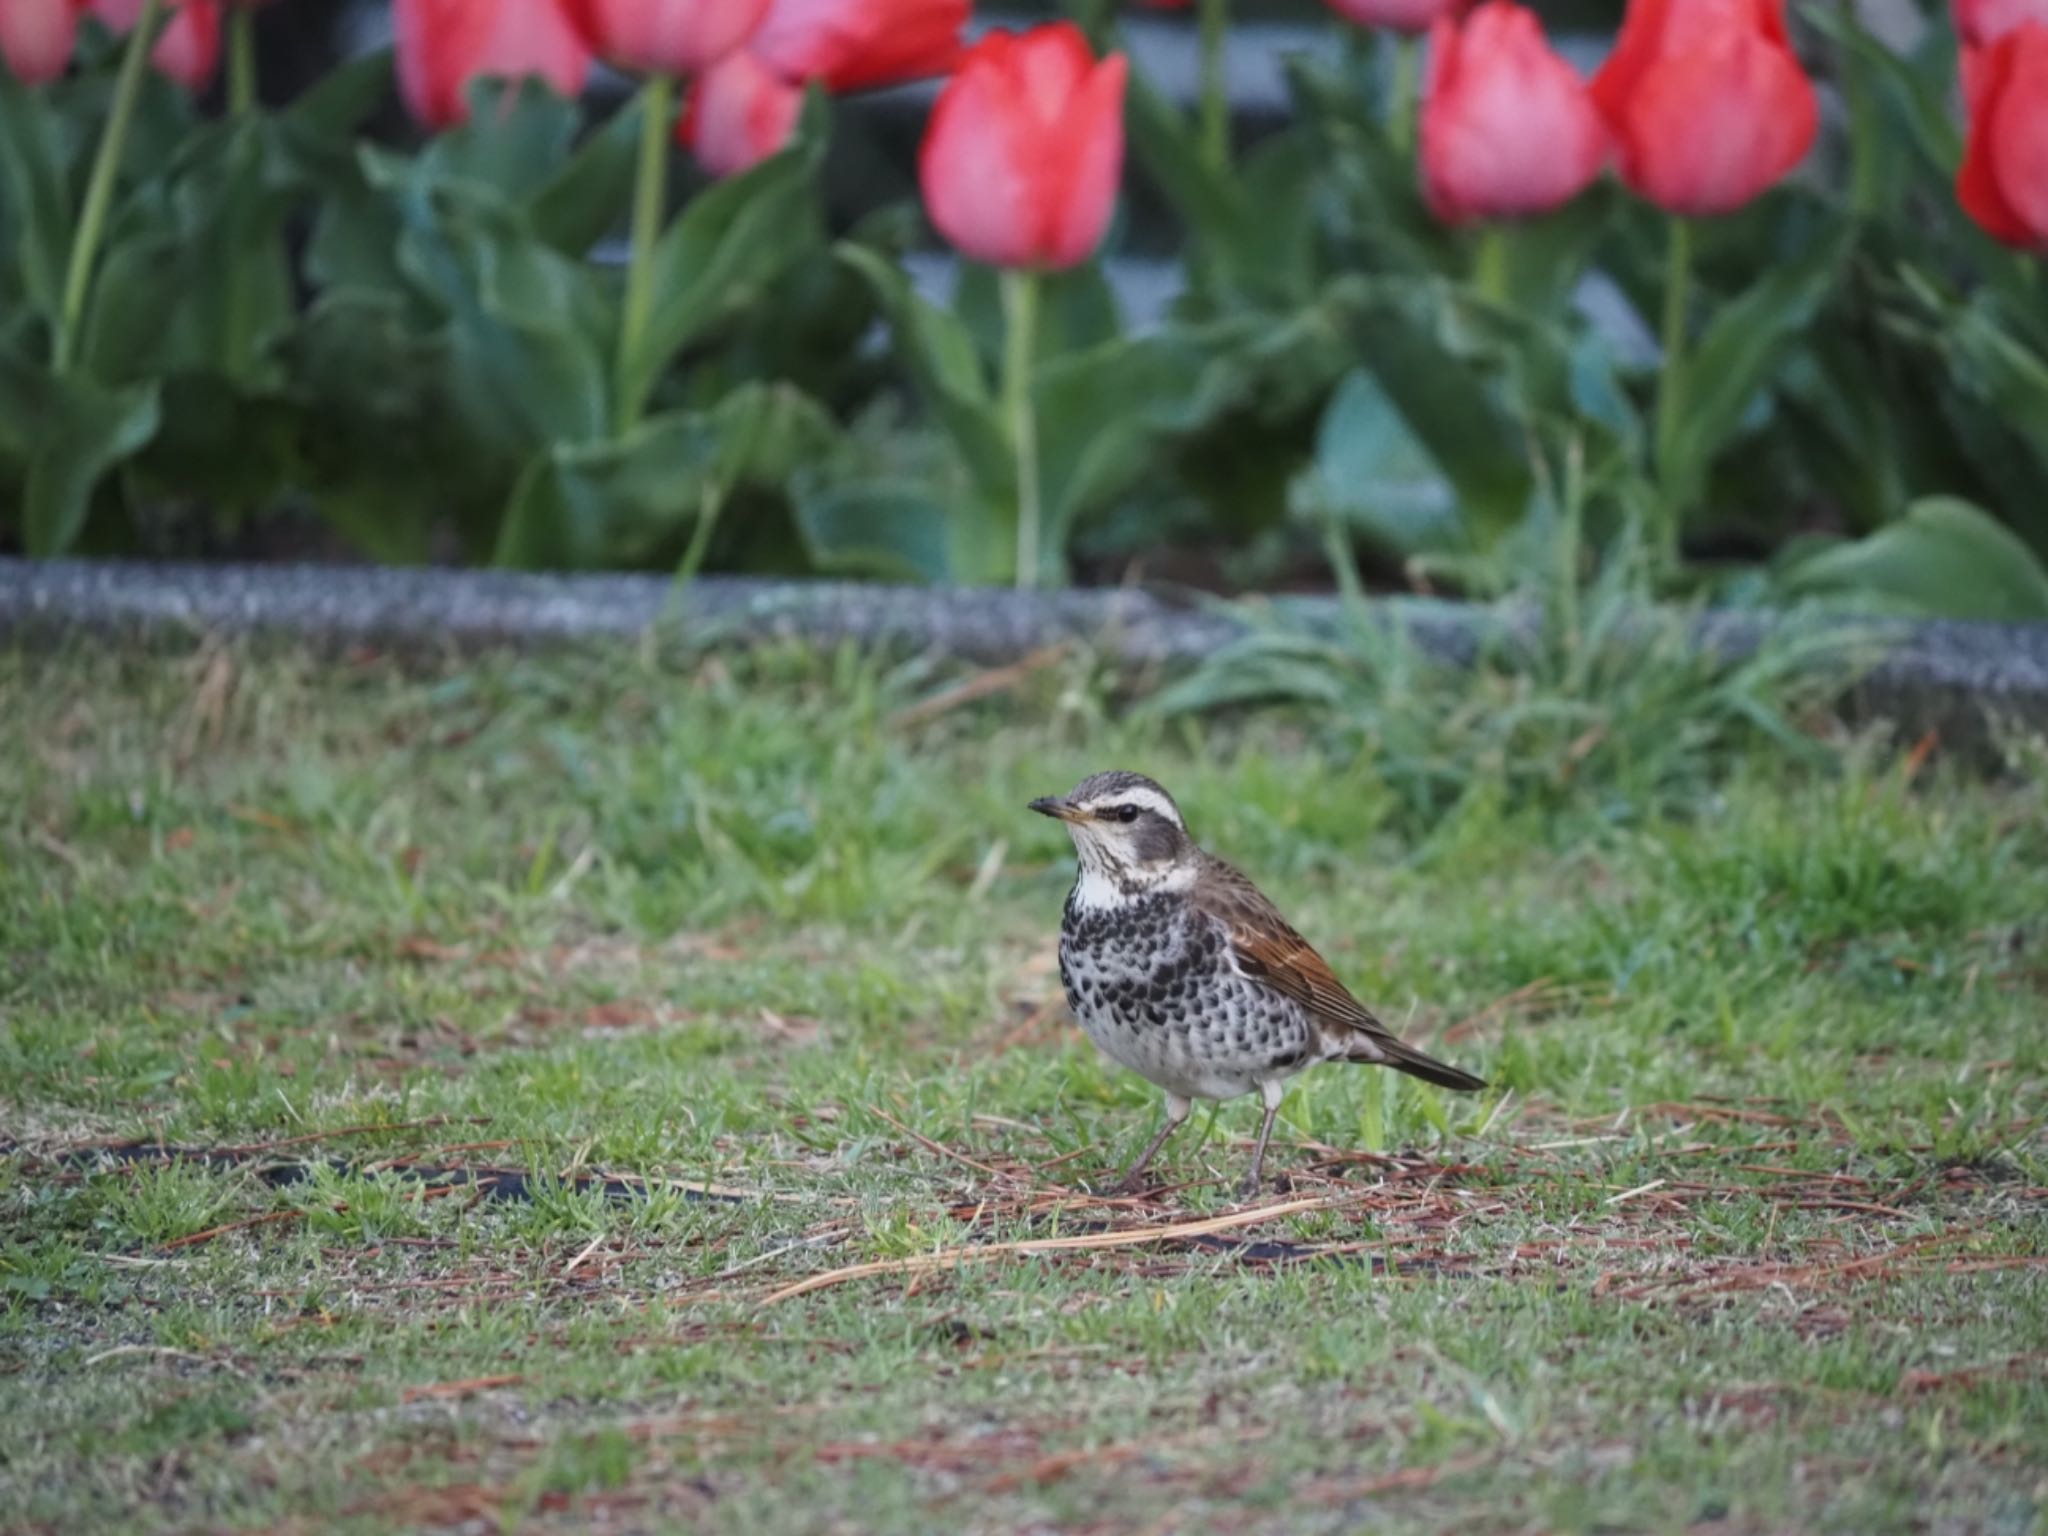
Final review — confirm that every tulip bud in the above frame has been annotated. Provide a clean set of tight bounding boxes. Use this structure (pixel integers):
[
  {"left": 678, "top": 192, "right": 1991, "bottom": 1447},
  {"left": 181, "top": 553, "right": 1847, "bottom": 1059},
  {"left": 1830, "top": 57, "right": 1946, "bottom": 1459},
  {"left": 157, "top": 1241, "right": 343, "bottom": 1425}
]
[
  {"left": 679, "top": 47, "right": 801, "bottom": 177},
  {"left": 749, "top": 0, "right": 966, "bottom": 93},
  {"left": 1590, "top": 0, "right": 1818, "bottom": 217},
  {"left": 394, "top": 0, "right": 591, "bottom": 130},
  {"left": 1420, "top": 2, "right": 1608, "bottom": 224},
  {"left": 1323, "top": 0, "right": 1466, "bottom": 35},
  {"left": 557, "top": 0, "right": 770, "bottom": 77},
  {"left": 1954, "top": 0, "right": 2048, "bottom": 46},
  {"left": 0, "top": 0, "right": 86, "bottom": 84},
  {"left": 87, "top": 0, "right": 223, "bottom": 92},
  {"left": 918, "top": 23, "right": 1129, "bottom": 271},
  {"left": 1957, "top": 20, "right": 2048, "bottom": 250}
]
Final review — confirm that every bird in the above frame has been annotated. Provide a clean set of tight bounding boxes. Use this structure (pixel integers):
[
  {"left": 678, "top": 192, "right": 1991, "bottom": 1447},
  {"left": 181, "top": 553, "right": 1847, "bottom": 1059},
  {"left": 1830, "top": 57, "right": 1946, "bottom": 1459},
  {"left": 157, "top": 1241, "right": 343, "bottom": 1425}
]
[{"left": 1030, "top": 769, "right": 1485, "bottom": 1197}]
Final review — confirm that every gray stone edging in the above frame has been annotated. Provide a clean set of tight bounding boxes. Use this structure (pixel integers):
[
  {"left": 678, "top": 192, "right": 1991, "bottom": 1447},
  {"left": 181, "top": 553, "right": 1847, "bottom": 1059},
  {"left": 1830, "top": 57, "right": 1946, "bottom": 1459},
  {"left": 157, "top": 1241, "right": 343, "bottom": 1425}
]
[{"left": 3, "top": 559, "right": 2047, "bottom": 744}]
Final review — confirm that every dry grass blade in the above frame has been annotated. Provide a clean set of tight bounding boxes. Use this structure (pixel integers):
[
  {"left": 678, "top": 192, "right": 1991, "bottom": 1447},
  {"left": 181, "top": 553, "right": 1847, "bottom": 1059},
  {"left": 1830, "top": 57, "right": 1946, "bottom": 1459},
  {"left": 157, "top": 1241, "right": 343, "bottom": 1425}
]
[
  {"left": 161, "top": 1210, "right": 305, "bottom": 1250},
  {"left": 758, "top": 1193, "right": 1352, "bottom": 1305},
  {"left": 887, "top": 643, "right": 1072, "bottom": 730},
  {"left": 400, "top": 1375, "right": 524, "bottom": 1402},
  {"left": 866, "top": 1103, "right": 1007, "bottom": 1180}
]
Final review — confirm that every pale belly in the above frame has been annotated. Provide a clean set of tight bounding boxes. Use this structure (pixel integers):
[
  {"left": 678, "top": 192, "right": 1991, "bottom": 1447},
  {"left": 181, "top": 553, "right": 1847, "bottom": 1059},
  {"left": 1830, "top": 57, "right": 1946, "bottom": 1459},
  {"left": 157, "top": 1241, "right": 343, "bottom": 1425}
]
[{"left": 1059, "top": 892, "right": 1314, "bottom": 1102}]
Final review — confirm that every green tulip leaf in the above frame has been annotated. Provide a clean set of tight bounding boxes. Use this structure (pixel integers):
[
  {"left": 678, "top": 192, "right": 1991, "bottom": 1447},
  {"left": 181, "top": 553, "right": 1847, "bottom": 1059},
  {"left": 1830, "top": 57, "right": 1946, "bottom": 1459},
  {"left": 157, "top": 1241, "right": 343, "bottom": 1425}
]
[
  {"left": 791, "top": 478, "right": 958, "bottom": 584},
  {"left": 1296, "top": 367, "right": 1467, "bottom": 560},
  {"left": 838, "top": 241, "right": 1011, "bottom": 503},
  {"left": 0, "top": 350, "right": 160, "bottom": 556},
  {"left": 1774, "top": 496, "right": 2048, "bottom": 621},
  {"left": 953, "top": 262, "right": 1121, "bottom": 369},
  {"left": 530, "top": 102, "right": 643, "bottom": 256},
  {"left": 83, "top": 117, "right": 297, "bottom": 387},
  {"left": 496, "top": 384, "right": 840, "bottom": 570},
  {"left": 1282, "top": 52, "right": 1460, "bottom": 280},
  {"left": 0, "top": 70, "right": 76, "bottom": 323},
  {"left": 1122, "top": 72, "right": 1254, "bottom": 292},
  {"left": 281, "top": 289, "right": 490, "bottom": 564},
  {"left": 1331, "top": 275, "right": 1537, "bottom": 542},
  {"left": 283, "top": 48, "right": 396, "bottom": 141},
  {"left": 425, "top": 78, "right": 585, "bottom": 204},
  {"left": 1495, "top": 188, "right": 1619, "bottom": 318},
  {"left": 1661, "top": 221, "right": 1851, "bottom": 513},
  {"left": 395, "top": 193, "right": 611, "bottom": 456},
  {"left": 1125, "top": 69, "right": 1327, "bottom": 310},
  {"left": 1031, "top": 324, "right": 1241, "bottom": 568},
  {"left": 1800, "top": 5, "right": 1962, "bottom": 180}
]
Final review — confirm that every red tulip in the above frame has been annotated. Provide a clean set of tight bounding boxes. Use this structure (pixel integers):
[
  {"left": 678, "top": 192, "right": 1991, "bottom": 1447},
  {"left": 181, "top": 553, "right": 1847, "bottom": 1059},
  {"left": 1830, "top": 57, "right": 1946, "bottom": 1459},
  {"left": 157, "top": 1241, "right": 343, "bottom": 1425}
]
[
  {"left": 1420, "top": 2, "right": 1607, "bottom": 224},
  {"left": 1958, "top": 20, "right": 2048, "bottom": 250},
  {"left": 557, "top": 0, "right": 770, "bottom": 76},
  {"left": 749, "top": 0, "right": 966, "bottom": 92},
  {"left": 1954, "top": 0, "right": 2048, "bottom": 45},
  {"left": 919, "top": 24, "right": 1128, "bottom": 270},
  {"left": 0, "top": 0, "right": 87, "bottom": 84},
  {"left": 1324, "top": 0, "right": 1465, "bottom": 35},
  {"left": 88, "top": 0, "right": 223, "bottom": 91},
  {"left": 394, "top": 0, "right": 591, "bottom": 129},
  {"left": 678, "top": 47, "right": 800, "bottom": 176},
  {"left": 1590, "top": 0, "right": 1817, "bottom": 216}
]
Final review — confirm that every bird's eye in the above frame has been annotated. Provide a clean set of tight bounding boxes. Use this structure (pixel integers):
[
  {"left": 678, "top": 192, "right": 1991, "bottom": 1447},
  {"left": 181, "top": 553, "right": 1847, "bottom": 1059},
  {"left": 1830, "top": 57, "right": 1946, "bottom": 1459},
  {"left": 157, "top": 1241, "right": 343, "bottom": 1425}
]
[{"left": 1111, "top": 805, "right": 1140, "bottom": 823}]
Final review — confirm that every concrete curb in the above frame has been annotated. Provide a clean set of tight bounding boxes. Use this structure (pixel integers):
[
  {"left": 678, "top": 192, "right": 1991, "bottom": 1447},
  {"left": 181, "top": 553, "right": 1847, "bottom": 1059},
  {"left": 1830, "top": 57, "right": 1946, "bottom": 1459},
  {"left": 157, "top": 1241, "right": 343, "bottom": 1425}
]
[{"left": 4, "top": 559, "right": 2047, "bottom": 743}]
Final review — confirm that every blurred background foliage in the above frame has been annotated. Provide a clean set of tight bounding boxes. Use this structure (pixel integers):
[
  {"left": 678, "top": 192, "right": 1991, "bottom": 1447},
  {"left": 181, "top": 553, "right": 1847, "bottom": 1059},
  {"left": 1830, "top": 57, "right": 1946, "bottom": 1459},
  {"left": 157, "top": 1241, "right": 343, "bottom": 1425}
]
[{"left": 1, "top": 0, "right": 2045, "bottom": 622}]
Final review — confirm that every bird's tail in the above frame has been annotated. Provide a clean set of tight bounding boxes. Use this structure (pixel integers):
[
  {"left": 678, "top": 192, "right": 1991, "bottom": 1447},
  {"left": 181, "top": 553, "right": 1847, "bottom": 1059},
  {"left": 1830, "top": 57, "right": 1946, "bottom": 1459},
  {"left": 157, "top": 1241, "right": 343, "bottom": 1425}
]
[{"left": 1352, "top": 1035, "right": 1486, "bottom": 1092}]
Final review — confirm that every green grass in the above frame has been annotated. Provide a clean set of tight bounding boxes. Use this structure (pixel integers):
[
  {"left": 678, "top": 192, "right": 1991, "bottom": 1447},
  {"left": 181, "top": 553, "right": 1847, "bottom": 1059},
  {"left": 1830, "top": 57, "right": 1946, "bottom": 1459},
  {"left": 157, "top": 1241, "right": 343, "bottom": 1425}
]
[{"left": 0, "top": 639, "right": 2043, "bottom": 1535}]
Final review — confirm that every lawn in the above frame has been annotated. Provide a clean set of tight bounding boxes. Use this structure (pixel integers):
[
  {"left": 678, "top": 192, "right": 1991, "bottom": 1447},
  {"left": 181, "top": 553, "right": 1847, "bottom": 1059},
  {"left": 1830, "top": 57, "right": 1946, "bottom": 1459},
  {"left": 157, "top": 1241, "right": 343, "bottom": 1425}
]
[{"left": 1, "top": 638, "right": 2043, "bottom": 1534}]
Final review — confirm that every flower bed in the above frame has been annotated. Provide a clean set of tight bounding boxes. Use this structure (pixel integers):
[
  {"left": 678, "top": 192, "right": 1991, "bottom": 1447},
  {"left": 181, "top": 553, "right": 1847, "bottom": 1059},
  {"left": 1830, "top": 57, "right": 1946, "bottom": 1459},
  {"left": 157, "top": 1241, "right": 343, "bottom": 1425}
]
[{"left": 1, "top": 0, "right": 2046, "bottom": 621}]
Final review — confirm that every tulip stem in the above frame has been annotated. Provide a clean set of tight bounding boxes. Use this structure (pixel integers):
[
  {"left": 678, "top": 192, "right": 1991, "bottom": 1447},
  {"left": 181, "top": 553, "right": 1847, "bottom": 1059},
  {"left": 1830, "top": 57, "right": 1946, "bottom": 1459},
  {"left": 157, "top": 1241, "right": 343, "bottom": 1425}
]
[
  {"left": 1197, "top": 0, "right": 1230, "bottom": 174},
  {"left": 1836, "top": 0, "right": 1878, "bottom": 218},
  {"left": 54, "top": 0, "right": 164, "bottom": 373},
  {"left": 1001, "top": 269, "right": 1043, "bottom": 590},
  {"left": 616, "top": 72, "right": 675, "bottom": 432},
  {"left": 1654, "top": 215, "right": 1693, "bottom": 571},
  {"left": 228, "top": 4, "right": 259, "bottom": 116},
  {"left": 1472, "top": 226, "right": 1510, "bottom": 305},
  {"left": 1387, "top": 35, "right": 1418, "bottom": 153}
]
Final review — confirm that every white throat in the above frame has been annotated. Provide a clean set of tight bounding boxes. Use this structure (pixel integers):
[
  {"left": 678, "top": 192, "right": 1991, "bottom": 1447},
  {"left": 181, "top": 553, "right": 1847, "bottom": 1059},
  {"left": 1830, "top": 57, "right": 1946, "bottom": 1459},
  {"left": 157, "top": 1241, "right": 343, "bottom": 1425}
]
[{"left": 1069, "top": 857, "right": 1195, "bottom": 912}]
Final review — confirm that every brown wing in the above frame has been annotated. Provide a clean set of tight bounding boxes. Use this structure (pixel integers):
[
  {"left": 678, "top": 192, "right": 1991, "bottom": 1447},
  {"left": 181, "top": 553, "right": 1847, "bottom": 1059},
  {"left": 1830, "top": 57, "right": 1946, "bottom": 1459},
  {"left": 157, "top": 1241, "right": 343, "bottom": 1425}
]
[
  {"left": 1190, "top": 853, "right": 1486, "bottom": 1092},
  {"left": 1190, "top": 854, "right": 1387, "bottom": 1036}
]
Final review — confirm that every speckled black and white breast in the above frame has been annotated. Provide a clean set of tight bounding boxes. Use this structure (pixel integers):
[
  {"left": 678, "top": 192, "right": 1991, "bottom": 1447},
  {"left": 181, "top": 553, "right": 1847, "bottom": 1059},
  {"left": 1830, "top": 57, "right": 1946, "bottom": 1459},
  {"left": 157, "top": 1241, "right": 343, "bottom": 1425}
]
[{"left": 1057, "top": 888, "right": 1312, "bottom": 1102}]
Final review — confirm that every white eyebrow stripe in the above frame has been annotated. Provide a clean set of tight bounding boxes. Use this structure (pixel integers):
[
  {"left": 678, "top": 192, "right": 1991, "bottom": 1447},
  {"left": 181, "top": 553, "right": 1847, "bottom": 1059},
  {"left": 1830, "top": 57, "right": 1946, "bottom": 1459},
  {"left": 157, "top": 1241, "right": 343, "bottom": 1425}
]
[{"left": 1095, "top": 785, "right": 1184, "bottom": 829}]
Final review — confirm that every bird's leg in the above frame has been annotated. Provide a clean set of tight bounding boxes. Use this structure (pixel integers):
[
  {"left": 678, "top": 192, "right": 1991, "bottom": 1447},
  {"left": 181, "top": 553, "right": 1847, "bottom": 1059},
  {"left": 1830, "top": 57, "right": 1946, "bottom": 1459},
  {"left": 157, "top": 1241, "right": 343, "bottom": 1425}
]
[
  {"left": 1239, "top": 1080, "right": 1288, "bottom": 1199},
  {"left": 1111, "top": 1093, "right": 1191, "bottom": 1192}
]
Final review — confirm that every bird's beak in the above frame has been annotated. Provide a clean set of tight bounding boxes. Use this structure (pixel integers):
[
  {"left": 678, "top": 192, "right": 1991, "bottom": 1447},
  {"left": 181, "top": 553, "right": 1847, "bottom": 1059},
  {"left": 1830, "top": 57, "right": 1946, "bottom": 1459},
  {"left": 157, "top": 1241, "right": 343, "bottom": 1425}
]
[{"left": 1028, "top": 796, "right": 1083, "bottom": 823}]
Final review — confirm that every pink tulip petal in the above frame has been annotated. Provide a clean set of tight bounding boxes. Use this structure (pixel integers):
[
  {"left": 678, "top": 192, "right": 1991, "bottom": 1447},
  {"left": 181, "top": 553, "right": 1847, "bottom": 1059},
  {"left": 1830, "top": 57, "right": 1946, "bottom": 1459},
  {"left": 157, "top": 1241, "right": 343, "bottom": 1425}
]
[
  {"left": 561, "top": 0, "right": 770, "bottom": 76},
  {"left": 1955, "top": 0, "right": 2048, "bottom": 46},
  {"left": 1042, "top": 51, "right": 1128, "bottom": 267},
  {"left": 1959, "top": 23, "right": 2048, "bottom": 248},
  {"left": 1421, "top": 2, "right": 1608, "bottom": 224},
  {"left": 684, "top": 47, "right": 801, "bottom": 176},
  {"left": 918, "top": 23, "right": 1125, "bottom": 270},
  {"left": 749, "top": 0, "right": 965, "bottom": 91},
  {"left": 1618, "top": 29, "right": 1815, "bottom": 215},
  {"left": 920, "top": 42, "right": 1039, "bottom": 266},
  {"left": 1323, "top": 0, "right": 1465, "bottom": 34},
  {"left": 0, "top": 0, "right": 83, "bottom": 84}
]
